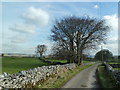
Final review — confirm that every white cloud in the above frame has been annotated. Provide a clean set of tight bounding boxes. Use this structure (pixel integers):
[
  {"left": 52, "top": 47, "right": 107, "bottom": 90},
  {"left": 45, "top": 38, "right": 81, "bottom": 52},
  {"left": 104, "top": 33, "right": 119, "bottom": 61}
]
[
  {"left": 103, "top": 14, "right": 118, "bottom": 31},
  {"left": 102, "top": 14, "right": 118, "bottom": 55},
  {"left": 8, "top": 7, "right": 50, "bottom": 45},
  {"left": 108, "top": 37, "right": 118, "bottom": 41},
  {"left": 2, "top": 42, "right": 35, "bottom": 54},
  {"left": 102, "top": 43, "right": 118, "bottom": 55},
  {"left": 91, "top": 14, "right": 119, "bottom": 55},
  {"left": 3, "top": 43, "right": 22, "bottom": 53},
  {"left": 9, "top": 23, "right": 36, "bottom": 33},
  {"left": 10, "top": 37, "right": 27, "bottom": 43},
  {"left": 11, "top": 39, "right": 25, "bottom": 43},
  {"left": 94, "top": 5, "right": 99, "bottom": 9},
  {"left": 22, "top": 7, "right": 49, "bottom": 27},
  {"left": 9, "top": 7, "right": 49, "bottom": 34}
]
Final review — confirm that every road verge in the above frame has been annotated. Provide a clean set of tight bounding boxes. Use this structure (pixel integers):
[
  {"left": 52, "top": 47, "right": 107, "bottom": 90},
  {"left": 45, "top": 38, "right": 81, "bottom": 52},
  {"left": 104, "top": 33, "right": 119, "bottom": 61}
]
[{"left": 36, "top": 63, "right": 94, "bottom": 88}]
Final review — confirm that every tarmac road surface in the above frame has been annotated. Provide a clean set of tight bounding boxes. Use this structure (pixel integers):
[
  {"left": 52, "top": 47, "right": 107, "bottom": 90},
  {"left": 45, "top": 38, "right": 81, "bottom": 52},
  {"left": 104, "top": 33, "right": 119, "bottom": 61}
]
[{"left": 62, "top": 64, "right": 100, "bottom": 88}]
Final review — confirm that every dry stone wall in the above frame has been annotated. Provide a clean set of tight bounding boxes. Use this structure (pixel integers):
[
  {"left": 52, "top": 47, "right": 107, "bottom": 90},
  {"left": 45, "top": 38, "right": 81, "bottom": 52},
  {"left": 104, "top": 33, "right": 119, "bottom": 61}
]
[
  {"left": 105, "top": 64, "right": 120, "bottom": 85},
  {"left": 0, "top": 63, "right": 77, "bottom": 88}
]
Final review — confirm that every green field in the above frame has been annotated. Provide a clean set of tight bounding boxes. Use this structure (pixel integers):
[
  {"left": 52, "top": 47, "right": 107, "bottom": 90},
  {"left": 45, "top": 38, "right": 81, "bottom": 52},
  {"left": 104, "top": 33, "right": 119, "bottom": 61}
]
[
  {"left": 106, "top": 61, "right": 120, "bottom": 70},
  {"left": 113, "top": 68, "right": 120, "bottom": 70},
  {"left": 47, "top": 59, "right": 67, "bottom": 63},
  {"left": 1, "top": 57, "right": 93, "bottom": 74},
  {"left": 2, "top": 57, "right": 50, "bottom": 74},
  {"left": 47, "top": 59, "right": 93, "bottom": 64},
  {"left": 106, "top": 62, "right": 120, "bottom": 64},
  {"left": 106, "top": 59, "right": 120, "bottom": 63},
  {"left": 0, "top": 57, "right": 2, "bottom": 74}
]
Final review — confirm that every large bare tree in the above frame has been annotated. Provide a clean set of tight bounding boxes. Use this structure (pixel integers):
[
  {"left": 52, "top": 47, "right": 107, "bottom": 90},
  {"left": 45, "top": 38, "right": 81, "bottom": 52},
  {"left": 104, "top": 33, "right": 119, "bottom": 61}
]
[
  {"left": 50, "top": 16, "right": 109, "bottom": 65},
  {"left": 36, "top": 45, "right": 47, "bottom": 59}
]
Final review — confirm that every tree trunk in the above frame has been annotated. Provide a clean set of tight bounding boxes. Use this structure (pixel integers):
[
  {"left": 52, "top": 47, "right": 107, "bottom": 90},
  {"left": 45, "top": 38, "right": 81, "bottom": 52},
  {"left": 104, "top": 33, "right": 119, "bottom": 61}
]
[
  {"left": 78, "top": 50, "right": 83, "bottom": 65},
  {"left": 39, "top": 53, "right": 42, "bottom": 60},
  {"left": 70, "top": 39, "right": 74, "bottom": 63},
  {"left": 67, "top": 59, "right": 70, "bottom": 63}
]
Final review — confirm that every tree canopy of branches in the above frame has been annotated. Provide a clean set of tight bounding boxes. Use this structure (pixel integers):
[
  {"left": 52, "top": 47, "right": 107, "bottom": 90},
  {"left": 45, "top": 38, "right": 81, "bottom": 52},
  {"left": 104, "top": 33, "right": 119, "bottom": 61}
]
[
  {"left": 36, "top": 44, "right": 47, "bottom": 59},
  {"left": 95, "top": 49, "right": 113, "bottom": 62},
  {"left": 50, "top": 16, "right": 109, "bottom": 65}
]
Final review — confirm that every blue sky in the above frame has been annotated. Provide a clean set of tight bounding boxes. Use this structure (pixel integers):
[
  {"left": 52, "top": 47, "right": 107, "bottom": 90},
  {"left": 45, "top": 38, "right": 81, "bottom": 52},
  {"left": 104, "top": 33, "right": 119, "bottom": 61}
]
[{"left": 0, "top": 2, "right": 118, "bottom": 55}]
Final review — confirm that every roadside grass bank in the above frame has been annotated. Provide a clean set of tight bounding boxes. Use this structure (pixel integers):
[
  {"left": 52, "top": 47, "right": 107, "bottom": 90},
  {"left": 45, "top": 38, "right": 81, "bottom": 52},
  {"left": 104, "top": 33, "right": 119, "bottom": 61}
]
[
  {"left": 35, "top": 63, "right": 94, "bottom": 88},
  {"left": 96, "top": 64, "right": 119, "bottom": 89}
]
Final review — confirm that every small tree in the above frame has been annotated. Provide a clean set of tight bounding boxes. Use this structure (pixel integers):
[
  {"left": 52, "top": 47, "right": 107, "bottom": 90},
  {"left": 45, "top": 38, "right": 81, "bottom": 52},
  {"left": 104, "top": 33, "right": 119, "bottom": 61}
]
[
  {"left": 95, "top": 49, "right": 113, "bottom": 62},
  {"left": 36, "top": 45, "right": 47, "bottom": 59},
  {"left": 1, "top": 53, "right": 4, "bottom": 57}
]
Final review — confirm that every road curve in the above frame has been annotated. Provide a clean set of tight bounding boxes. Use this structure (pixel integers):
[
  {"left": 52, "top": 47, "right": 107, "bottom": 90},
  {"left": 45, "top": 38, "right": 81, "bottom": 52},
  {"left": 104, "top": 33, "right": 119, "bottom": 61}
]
[{"left": 62, "top": 64, "right": 100, "bottom": 88}]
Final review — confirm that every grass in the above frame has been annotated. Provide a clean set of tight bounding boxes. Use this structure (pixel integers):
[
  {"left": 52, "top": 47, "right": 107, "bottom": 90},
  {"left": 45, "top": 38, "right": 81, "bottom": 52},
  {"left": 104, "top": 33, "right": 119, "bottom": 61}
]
[
  {"left": 0, "top": 57, "right": 2, "bottom": 74},
  {"left": 106, "top": 62, "right": 120, "bottom": 64},
  {"left": 113, "top": 68, "right": 120, "bottom": 70},
  {"left": 1, "top": 57, "right": 95, "bottom": 88},
  {"left": 46, "top": 59, "right": 67, "bottom": 63},
  {"left": 35, "top": 63, "right": 94, "bottom": 88},
  {"left": 47, "top": 59, "right": 93, "bottom": 64},
  {"left": 97, "top": 65, "right": 119, "bottom": 89},
  {"left": 82, "top": 60, "right": 93, "bottom": 63},
  {"left": 1, "top": 57, "right": 93, "bottom": 74},
  {"left": 106, "top": 59, "right": 120, "bottom": 64},
  {"left": 2, "top": 57, "right": 50, "bottom": 74}
]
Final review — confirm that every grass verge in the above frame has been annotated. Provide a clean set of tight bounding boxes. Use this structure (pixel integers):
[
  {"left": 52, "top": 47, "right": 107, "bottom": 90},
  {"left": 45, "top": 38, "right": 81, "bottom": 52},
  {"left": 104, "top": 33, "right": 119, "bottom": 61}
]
[
  {"left": 35, "top": 63, "right": 94, "bottom": 88},
  {"left": 96, "top": 65, "right": 119, "bottom": 89}
]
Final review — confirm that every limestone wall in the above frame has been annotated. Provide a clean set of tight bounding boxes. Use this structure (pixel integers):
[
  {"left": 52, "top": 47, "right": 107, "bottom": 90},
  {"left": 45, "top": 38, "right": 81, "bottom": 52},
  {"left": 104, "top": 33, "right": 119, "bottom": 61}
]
[
  {"left": 0, "top": 63, "right": 76, "bottom": 88},
  {"left": 105, "top": 64, "right": 120, "bottom": 85}
]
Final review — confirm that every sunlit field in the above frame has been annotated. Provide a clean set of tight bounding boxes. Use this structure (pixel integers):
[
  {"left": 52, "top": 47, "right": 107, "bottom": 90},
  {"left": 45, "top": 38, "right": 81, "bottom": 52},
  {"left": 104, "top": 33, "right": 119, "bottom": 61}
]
[
  {"left": 1, "top": 57, "right": 94, "bottom": 74},
  {"left": 2, "top": 57, "right": 50, "bottom": 74}
]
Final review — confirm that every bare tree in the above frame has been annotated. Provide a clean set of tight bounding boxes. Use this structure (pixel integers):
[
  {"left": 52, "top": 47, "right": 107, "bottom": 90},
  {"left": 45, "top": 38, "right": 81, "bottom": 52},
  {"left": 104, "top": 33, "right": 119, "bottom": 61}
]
[
  {"left": 36, "top": 45, "right": 47, "bottom": 59},
  {"left": 51, "top": 44, "right": 74, "bottom": 61},
  {"left": 50, "top": 16, "right": 109, "bottom": 65}
]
